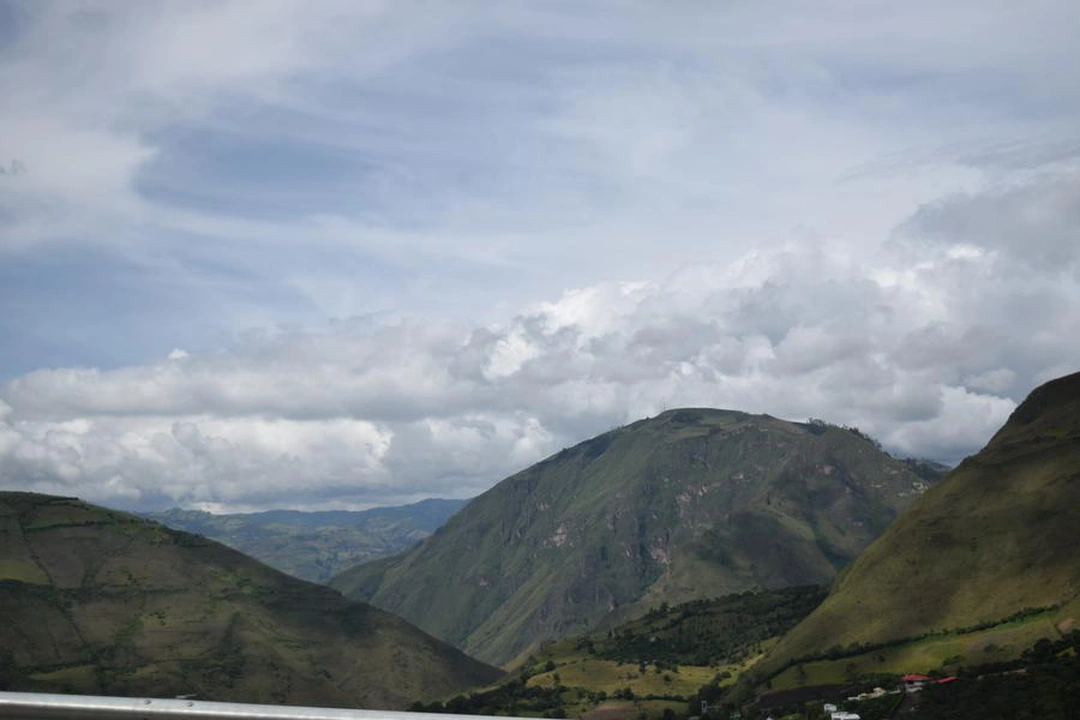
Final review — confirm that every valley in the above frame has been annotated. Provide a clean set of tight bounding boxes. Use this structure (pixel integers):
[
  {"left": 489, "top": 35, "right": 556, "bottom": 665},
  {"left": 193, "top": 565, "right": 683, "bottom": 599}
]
[{"left": 143, "top": 498, "right": 467, "bottom": 583}]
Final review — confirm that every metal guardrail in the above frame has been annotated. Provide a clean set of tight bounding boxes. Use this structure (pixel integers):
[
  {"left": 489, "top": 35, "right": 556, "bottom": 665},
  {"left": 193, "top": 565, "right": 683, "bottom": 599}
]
[{"left": 0, "top": 692, "right": 525, "bottom": 720}]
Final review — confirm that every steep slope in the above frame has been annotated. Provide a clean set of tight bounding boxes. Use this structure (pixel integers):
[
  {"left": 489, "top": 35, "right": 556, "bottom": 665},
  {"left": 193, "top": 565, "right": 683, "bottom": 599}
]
[
  {"left": 332, "top": 409, "right": 937, "bottom": 666},
  {"left": 763, "top": 371, "right": 1080, "bottom": 675},
  {"left": 143, "top": 498, "right": 467, "bottom": 583},
  {"left": 0, "top": 492, "right": 499, "bottom": 708}
]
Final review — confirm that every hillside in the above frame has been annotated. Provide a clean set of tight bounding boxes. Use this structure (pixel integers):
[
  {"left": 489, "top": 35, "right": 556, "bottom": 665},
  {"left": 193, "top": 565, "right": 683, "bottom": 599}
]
[
  {"left": 144, "top": 498, "right": 467, "bottom": 583},
  {"left": 331, "top": 408, "right": 939, "bottom": 666},
  {"left": 0, "top": 492, "right": 499, "bottom": 709},
  {"left": 413, "top": 586, "right": 826, "bottom": 720},
  {"left": 760, "top": 370, "right": 1080, "bottom": 683}
]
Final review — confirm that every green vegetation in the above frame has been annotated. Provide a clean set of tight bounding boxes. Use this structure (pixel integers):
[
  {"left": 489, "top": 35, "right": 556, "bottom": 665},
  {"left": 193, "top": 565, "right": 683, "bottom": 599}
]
[
  {"left": 764, "top": 599, "right": 1077, "bottom": 689},
  {"left": 333, "top": 408, "right": 939, "bottom": 665},
  {"left": 760, "top": 595, "right": 1080, "bottom": 695},
  {"left": 409, "top": 587, "right": 826, "bottom": 718},
  {"left": 749, "top": 632, "right": 1080, "bottom": 720},
  {"left": 0, "top": 559, "right": 48, "bottom": 584},
  {"left": 0, "top": 492, "right": 499, "bottom": 709},
  {"left": 417, "top": 643, "right": 726, "bottom": 719},
  {"left": 144, "top": 498, "right": 466, "bottom": 583},
  {"left": 410, "top": 678, "right": 569, "bottom": 717},
  {"left": 914, "top": 632, "right": 1080, "bottom": 719},
  {"left": 597, "top": 586, "right": 826, "bottom": 667},
  {"left": 761, "top": 371, "right": 1080, "bottom": 681}
]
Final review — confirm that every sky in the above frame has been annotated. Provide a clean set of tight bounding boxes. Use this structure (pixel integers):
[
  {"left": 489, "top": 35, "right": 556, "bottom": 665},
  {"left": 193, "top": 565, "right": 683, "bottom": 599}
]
[{"left": 1, "top": 1, "right": 1078, "bottom": 512}]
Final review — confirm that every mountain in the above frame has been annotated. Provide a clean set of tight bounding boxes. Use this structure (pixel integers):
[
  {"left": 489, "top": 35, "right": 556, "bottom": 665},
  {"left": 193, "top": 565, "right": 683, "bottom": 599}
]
[
  {"left": 760, "top": 370, "right": 1080, "bottom": 685},
  {"left": 143, "top": 498, "right": 467, "bottom": 583},
  {"left": 0, "top": 492, "right": 499, "bottom": 709},
  {"left": 331, "top": 408, "right": 940, "bottom": 666}
]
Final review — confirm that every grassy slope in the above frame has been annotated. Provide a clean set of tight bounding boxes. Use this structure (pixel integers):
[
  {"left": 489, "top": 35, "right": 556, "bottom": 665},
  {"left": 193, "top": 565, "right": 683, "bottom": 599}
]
[
  {"left": 426, "top": 587, "right": 825, "bottom": 719},
  {"left": 0, "top": 492, "right": 499, "bottom": 709},
  {"left": 143, "top": 498, "right": 467, "bottom": 583},
  {"left": 766, "top": 595, "right": 1080, "bottom": 691},
  {"left": 760, "top": 371, "right": 1080, "bottom": 682},
  {"left": 332, "top": 410, "right": 935, "bottom": 666}
]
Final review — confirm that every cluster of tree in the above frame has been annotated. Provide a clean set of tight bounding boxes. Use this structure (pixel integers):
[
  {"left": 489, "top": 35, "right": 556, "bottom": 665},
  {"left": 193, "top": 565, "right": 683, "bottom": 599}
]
[
  {"left": 409, "top": 677, "right": 567, "bottom": 717},
  {"left": 840, "top": 425, "right": 885, "bottom": 452},
  {"left": 597, "top": 586, "right": 826, "bottom": 667},
  {"left": 748, "top": 691, "right": 902, "bottom": 720},
  {"left": 804, "top": 418, "right": 887, "bottom": 453},
  {"left": 949, "top": 604, "right": 1058, "bottom": 635},
  {"left": 914, "top": 632, "right": 1080, "bottom": 720}
]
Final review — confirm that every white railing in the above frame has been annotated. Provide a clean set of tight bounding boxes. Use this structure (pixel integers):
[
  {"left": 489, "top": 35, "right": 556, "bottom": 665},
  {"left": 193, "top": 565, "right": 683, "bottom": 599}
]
[{"left": 0, "top": 692, "right": 522, "bottom": 720}]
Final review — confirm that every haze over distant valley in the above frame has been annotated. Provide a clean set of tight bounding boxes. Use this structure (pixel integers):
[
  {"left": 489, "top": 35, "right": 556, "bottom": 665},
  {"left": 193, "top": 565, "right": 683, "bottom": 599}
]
[{"left": 144, "top": 497, "right": 467, "bottom": 582}]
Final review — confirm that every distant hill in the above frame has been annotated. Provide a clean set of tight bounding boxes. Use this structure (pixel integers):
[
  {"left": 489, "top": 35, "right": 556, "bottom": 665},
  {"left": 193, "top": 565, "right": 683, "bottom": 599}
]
[
  {"left": 332, "top": 408, "right": 940, "bottom": 666},
  {"left": 144, "top": 498, "right": 467, "bottom": 583},
  {"left": 0, "top": 492, "right": 499, "bottom": 709},
  {"left": 759, "top": 370, "right": 1080, "bottom": 686}
]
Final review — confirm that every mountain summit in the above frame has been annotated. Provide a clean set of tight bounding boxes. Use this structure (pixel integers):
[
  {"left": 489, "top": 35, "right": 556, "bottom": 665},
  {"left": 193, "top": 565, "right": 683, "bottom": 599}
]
[{"left": 332, "top": 408, "right": 938, "bottom": 666}]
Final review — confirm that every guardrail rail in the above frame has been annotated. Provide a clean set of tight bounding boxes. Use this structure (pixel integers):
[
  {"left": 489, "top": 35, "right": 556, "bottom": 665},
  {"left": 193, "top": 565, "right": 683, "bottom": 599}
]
[{"left": 0, "top": 692, "right": 529, "bottom": 720}]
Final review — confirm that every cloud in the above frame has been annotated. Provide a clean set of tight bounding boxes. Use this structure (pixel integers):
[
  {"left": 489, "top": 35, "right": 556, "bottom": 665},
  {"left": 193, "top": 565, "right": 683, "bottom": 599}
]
[
  {"left": 900, "top": 170, "right": 1080, "bottom": 273},
  {"left": 1, "top": 2, "right": 1079, "bottom": 510},
  {"left": 4, "top": 216, "right": 1078, "bottom": 510}
]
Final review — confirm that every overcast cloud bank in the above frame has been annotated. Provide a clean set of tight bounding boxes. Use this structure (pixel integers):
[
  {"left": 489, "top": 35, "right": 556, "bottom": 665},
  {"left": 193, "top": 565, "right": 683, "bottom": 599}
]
[
  {"left": 4, "top": 218, "right": 1076, "bottom": 510},
  {"left": 0, "top": 1, "right": 1078, "bottom": 510}
]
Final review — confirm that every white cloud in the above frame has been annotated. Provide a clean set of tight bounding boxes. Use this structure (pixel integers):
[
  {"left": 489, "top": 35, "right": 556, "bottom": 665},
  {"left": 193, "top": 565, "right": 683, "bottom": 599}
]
[
  {"left": 964, "top": 368, "right": 1016, "bottom": 394},
  {"left": 1, "top": 2, "right": 1079, "bottom": 510},
  {"left": 5, "top": 220, "right": 1077, "bottom": 510}
]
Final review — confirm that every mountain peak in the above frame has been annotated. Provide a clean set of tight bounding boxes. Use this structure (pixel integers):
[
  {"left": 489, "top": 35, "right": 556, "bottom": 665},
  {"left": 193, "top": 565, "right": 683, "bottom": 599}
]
[
  {"left": 995, "top": 369, "right": 1080, "bottom": 437},
  {"left": 332, "top": 407, "right": 938, "bottom": 666}
]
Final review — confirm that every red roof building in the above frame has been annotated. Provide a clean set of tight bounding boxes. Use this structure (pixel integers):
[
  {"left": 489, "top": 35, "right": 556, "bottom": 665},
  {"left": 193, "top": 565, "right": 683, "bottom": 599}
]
[
  {"left": 902, "top": 674, "right": 931, "bottom": 682},
  {"left": 902, "top": 674, "right": 932, "bottom": 693}
]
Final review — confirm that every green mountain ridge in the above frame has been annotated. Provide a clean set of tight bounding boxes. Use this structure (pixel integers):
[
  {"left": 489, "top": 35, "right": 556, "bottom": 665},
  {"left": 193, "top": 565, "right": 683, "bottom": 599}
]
[
  {"left": 331, "top": 408, "right": 942, "bottom": 666},
  {"left": 760, "top": 370, "right": 1080, "bottom": 680},
  {"left": 0, "top": 492, "right": 499, "bottom": 709},
  {"left": 143, "top": 498, "right": 467, "bottom": 583}
]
